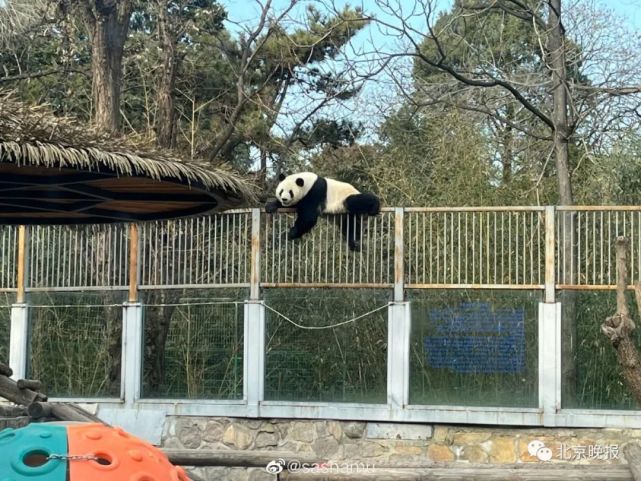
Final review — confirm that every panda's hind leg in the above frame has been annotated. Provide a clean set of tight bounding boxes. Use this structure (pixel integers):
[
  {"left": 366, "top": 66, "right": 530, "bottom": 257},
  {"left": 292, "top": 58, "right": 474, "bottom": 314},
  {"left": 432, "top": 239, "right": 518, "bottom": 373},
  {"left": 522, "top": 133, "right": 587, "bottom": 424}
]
[{"left": 345, "top": 193, "right": 380, "bottom": 216}]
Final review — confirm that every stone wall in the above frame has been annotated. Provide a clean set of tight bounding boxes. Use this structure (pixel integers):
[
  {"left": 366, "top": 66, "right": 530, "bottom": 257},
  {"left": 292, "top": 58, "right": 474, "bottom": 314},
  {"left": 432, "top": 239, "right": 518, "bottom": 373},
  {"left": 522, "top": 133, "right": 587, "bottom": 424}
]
[{"left": 162, "top": 417, "right": 640, "bottom": 480}]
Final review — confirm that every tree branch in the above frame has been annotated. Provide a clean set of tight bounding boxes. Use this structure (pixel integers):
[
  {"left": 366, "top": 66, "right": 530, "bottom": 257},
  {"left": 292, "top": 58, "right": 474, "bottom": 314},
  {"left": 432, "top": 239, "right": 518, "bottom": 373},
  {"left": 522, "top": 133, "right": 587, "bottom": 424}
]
[{"left": 0, "top": 68, "right": 87, "bottom": 85}]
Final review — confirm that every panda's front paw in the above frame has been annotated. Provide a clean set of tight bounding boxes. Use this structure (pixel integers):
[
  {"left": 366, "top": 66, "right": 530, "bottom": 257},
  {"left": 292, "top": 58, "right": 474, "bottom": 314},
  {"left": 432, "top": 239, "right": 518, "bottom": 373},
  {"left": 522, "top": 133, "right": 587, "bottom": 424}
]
[{"left": 265, "top": 199, "right": 280, "bottom": 214}]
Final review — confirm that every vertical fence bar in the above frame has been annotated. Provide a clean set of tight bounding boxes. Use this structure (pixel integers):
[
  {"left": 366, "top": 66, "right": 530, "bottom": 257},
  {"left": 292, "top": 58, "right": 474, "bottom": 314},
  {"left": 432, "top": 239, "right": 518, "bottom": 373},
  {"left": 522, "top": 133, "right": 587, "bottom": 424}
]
[{"left": 9, "top": 225, "right": 28, "bottom": 380}]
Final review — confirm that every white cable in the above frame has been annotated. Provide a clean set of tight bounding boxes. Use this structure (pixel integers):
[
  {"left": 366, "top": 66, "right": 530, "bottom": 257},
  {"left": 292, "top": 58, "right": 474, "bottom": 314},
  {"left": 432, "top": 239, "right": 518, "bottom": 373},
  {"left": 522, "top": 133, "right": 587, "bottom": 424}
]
[{"left": 263, "top": 302, "right": 390, "bottom": 330}]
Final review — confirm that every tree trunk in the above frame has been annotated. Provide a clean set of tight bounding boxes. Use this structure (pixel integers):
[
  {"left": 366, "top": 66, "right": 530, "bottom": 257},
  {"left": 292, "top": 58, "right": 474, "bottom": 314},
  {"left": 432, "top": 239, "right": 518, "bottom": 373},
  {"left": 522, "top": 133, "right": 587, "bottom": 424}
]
[
  {"left": 548, "top": 0, "right": 572, "bottom": 206},
  {"left": 602, "top": 237, "right": 641, "bottom": 404},
  {"left": 548, "top": 0, "right": 577, "bottom": 405},
  {"left": 155, "top": 2, "right": 178, "bottom": 148},
  {"left": 86, "top": 1, "right": 132, "bottom": 134}
]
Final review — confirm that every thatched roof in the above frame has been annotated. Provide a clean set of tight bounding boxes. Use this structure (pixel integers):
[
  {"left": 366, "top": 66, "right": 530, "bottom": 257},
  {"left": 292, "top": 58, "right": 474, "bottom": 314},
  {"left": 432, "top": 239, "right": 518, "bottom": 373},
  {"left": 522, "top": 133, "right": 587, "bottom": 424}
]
[{"left": 0, "top": 93, "right": 257, "bottom": 224}]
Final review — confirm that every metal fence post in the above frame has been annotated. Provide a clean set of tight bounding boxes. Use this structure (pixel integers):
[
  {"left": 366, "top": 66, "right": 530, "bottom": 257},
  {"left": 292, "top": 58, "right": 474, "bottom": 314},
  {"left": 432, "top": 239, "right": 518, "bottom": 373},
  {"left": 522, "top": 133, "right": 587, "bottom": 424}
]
[
  {"left": 539, "top": 301, "right": 561, "bottom": 425},
  {"left": 122, "top": 223, "right": 143, "bottom": 403},
  {"left": 9, "top": 226, "right": 29, "bottom": 380},
  {"left": 245, "top": 208, "right": 265, "bottom": 416},
  {"left": 387, "top": 209, "right": 410, "bottom": 409},
  {"left": 540, "top": 206, "right": 561, "bottom": 424}
]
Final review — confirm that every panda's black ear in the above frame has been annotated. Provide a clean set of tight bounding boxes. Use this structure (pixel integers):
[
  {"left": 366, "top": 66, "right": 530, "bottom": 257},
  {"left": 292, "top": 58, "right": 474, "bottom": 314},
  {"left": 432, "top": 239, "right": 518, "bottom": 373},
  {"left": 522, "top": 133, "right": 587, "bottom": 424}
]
[
  {"left": 278, "top": 173, "right": 286, "bottom": 181},
  {"left": 295, "top": 178, "right": 304, "bottom": 187}
]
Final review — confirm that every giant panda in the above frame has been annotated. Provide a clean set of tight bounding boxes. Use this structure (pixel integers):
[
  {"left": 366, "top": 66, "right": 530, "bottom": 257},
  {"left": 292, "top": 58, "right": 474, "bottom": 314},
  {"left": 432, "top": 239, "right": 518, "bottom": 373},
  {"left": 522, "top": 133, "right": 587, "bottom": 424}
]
[{"left": 264, "top": 172, "right": 380, "bottom": 251}]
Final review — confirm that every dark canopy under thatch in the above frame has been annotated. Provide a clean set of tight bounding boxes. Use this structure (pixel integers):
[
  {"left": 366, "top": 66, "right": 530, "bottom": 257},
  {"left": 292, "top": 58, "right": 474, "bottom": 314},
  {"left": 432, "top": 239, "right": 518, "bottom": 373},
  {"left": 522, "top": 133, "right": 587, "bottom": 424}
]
[{"left": 0, "top": 93, "right": 257, "bottom": 224}]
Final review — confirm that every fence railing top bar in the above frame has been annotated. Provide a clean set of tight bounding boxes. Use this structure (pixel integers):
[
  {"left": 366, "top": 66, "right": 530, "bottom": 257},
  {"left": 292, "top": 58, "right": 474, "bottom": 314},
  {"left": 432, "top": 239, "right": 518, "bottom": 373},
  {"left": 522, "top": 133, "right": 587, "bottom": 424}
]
[
  {"left": 555, "top": 205, "right": 641, "bottom": 211},
  {"left": 255, "top": 206, "right": 546, "bottom": 214},
  {"left": 402, "top": 206, "right": 546, "bottom": 212}
]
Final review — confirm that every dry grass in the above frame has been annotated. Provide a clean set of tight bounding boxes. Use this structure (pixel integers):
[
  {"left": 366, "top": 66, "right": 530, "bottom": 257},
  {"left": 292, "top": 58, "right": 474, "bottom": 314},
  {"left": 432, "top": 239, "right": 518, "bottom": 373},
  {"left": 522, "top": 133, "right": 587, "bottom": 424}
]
[{"left": 0, "top": 91, "right": 258, "bottom": 207}]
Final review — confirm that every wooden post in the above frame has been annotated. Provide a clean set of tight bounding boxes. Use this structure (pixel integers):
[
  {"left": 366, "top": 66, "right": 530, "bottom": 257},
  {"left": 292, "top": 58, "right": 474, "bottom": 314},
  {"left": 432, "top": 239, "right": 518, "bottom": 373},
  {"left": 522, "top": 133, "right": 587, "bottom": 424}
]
[
  {"left": 128, "top": 223, "right": 139, "bottom": 302},
  {"left": 394, "top": 208, "right": 404, "bottom": 302},
  {"left": 250, "top": 208, "right": 260, "bottom": 300},
  {"left": 16, "top": 225, "right": 27, "bottom": 303},
  {"left": 544, "top": 206, "right": 555, "bottom": 303}
]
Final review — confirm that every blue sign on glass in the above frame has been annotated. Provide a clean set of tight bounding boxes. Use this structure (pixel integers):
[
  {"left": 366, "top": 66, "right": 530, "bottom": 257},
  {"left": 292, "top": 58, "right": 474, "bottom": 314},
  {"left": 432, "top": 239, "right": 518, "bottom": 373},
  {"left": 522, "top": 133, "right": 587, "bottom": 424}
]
[{"left": 424, "top": 302, "right": 525, "bottom": 373}]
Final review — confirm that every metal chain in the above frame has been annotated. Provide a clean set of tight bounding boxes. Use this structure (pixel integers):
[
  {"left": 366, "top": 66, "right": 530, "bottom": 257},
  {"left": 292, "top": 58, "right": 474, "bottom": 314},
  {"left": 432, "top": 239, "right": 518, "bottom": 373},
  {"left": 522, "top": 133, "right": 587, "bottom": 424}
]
[{"left": 47, "top": 453, "right": 100, "bottom": 462}]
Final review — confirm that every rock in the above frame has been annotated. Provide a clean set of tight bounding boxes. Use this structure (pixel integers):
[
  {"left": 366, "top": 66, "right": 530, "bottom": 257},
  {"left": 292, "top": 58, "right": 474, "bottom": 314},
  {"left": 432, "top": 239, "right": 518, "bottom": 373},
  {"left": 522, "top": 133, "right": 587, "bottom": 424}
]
[
  {"left": 288, "top": 422, "right": 315, "bottom": 443},
  {"left": 432, "top": 426, "right": 452, "bottom": 444},
  {"left": 312, "top": 436, "right": 340, "bottom": 458},
  {"left": 461, "top": 445, "right": 488, "bottom": 463},
  {"left": 427, "top": 444, "right": 455, "bottom": 462},
  {"left": 452, "top": 431, "right": 492, "bottom": 445},
  {"left": 203, "top": 420, "right": 225, "bottom": 443},
  {"left": 327, "top": 421, "right": 343, "bottom": 441},
  {"left": 360, "top": 442, "right": 387, "bottom": 458},
  {"left": 342, "top": 422, "right": 366, "bottom": 439},
  {"left": 259, "top": 422, "right": 276, "bottom": 433},
  {"left": 223, "top": 424, "right": 254, "bottom": 450},
  {"left": 392, "top": 445, "right": 423, "bottom": 457},
  {"left": 489, "top": 437, "right": 517, "bottom": 463},
  {"left": 255, "top": 432, "right": 279, "bottom": 448},
  {"left": 179, "top": 427, "right": 202, "bottom": 449}
]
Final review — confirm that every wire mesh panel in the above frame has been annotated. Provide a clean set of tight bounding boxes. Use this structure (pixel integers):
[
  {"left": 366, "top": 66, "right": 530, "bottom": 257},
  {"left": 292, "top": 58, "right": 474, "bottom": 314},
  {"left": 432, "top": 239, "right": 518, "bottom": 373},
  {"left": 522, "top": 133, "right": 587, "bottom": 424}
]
[
  {"left": 141, "top": 289, "right": 245, "bottom": 399},
  {"left": 0, "top": 226, "right": 17, "bottom": 291},
  {"left": 408, "top": 289, "right": 540, "bottom": 407},
  {"left": 139, "top": 213, "right": 251, "bottom": 289},
  {"left": 27, "top": 291, "right": 124, "bottom": 397},
  {"left": 559, "top": 290, "right": 641, "bottom": 410},
  {"left": 0, "top": 294, "right": 11, "bottom": 363},
  {"left": 28, "top": 224, "right": 128, "bottom": 290},
  {"left": 556, "top": 207, "right": 641, "bottom": 288},
  {"left": 405, "top": 208, "right": 545, "bottom": 288},
  {"left": 264, "top": 288, "right": 389, "bottom": 402},
  {"left": 261, "top": 212, "right": 394, "bottom": 286}
]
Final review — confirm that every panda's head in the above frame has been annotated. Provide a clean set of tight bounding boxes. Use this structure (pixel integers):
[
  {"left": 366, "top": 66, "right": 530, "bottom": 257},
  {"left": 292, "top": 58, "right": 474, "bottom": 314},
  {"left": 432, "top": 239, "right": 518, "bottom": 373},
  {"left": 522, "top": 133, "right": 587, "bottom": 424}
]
[{"left": 275, "top": 172, "right": 317, "bottom": 207}]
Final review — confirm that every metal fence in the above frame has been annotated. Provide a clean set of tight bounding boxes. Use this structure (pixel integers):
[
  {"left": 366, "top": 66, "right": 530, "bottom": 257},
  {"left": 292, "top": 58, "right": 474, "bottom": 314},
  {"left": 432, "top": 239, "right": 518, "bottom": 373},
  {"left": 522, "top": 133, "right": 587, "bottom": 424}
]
[
  {"left": 6, "top": 206, "right": 641, "bottom": 429},
  {"left": 3, "top": 206, "right": 641, "bottom": 293}
]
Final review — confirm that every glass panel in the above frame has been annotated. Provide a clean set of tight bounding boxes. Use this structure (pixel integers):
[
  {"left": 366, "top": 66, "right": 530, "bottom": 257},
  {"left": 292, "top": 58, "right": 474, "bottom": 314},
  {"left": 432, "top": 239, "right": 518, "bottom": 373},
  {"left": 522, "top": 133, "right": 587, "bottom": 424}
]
[
  {"left": 409, "top": 289, "right": 540, "bottom": 407},
  {"left": 264, "top": 288, "right": 389, "bottom": 403},
  {"left": 141, "top": 288, "right": 245, "bottom": 399},
  {"left": 561, "top": 290, "right": 641, "bottom": 409},
  {"left": 27, "top": 291, "right": 124, "bottom": 397}
]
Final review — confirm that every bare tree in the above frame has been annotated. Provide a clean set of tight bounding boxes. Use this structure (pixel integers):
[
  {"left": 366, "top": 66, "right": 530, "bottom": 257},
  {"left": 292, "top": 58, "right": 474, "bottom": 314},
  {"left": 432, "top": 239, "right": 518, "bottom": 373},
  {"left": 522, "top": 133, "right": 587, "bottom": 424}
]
[
  {"left": 365, "top": 0, "right": 641, "bottom": 205},
  {"left": 69, "top": 0, "right": 133, "bottom": 134}
]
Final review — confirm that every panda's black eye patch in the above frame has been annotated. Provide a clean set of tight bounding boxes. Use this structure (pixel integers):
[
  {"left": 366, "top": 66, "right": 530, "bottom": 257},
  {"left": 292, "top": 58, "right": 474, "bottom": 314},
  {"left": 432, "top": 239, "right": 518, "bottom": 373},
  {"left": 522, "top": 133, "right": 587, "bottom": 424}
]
[{"left": 295, "top": 178, "right": 304, "bottom": 187}]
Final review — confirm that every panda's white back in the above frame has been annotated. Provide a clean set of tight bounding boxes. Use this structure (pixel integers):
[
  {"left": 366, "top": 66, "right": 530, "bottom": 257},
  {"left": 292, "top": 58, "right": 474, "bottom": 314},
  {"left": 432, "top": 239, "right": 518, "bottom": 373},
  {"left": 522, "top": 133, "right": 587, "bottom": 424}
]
[{"left": 323, "top": 178, "right": 360, "bottom": 214}]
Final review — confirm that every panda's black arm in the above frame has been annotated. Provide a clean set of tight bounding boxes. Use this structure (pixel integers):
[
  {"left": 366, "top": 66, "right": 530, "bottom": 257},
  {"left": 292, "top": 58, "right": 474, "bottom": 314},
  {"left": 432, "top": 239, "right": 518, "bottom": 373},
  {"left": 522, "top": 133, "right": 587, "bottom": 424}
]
[
  {"left": 264, "top": 199, "right": 283, "bottom": 213},
  {"left": 288, "top": 209, "right": 319, "bottom": 239}
]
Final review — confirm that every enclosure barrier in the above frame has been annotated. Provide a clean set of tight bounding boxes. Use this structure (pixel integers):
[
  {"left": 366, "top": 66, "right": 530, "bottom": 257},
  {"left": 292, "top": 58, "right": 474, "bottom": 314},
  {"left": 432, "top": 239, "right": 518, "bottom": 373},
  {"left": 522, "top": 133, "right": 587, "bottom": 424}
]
[{"left": 2, "top": 206, "right": 641, "bottom": 428}]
